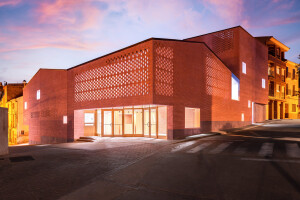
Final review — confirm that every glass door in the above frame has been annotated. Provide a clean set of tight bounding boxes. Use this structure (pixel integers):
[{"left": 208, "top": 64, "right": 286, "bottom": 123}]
[
  {"left": 114, "top": 110, "right": 123, "bottom": 136},
  {"left": 134, "top": 109, "right": 143, "bottom": 136},
  {"left": 150, "top": 108, "right": 157, "bottom": 137},
  {"left": 124, "top": 109, "right": 133, "bottom": 135},
  {"left": 144, "top": 109, "right": 150, "bottom": 137},
  {"left": 102, "top": 110, "right": 112, "bottom": 136}
]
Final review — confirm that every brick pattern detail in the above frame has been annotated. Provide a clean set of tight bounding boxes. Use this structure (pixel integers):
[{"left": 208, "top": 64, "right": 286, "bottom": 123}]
[
  {"left": 155, "top": 46, "right": 174, "bottom": 96},
  {"left": 74, "top": 49, "right": 150, "bottom": 102},
  {"left": 205, "top": 52, "right": 230, "bottom": 98},
  {"left": 212, "top": 29, "right": 234, "bottom": 54}
]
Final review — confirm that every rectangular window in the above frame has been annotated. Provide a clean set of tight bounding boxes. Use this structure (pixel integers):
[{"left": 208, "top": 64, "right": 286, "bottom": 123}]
[
  {"left": 84, "top": 113, "right": 94, "bottom": 126},
  {"left": 24, "top": 102, "right": 27, "bottom": 110},
  {"left": 63, "top": 116, "right": 67, "bottom": 124},
  {"left": 241, "top": 113, "right": 244, "bottom": 122},
  {"left": 37, "top": 90, "right": 40, "bottom": 100},
  {"left": 185, "top": 107, "right": 200, "bottom": 128},
  {"left": 292, "top": 104, "right": 296, "bottom": 112},
  {"left": 248, "top": 100, "right": 251, "bottom": 108},
  {"left": 231, "top": 74, "right": 240, "bottom": 100},
  {"left": 276, "top": 67, "right": 280, "bottom": 74},
  {"left": 262, "top": 79, "right": 266, "bottom": 89},
  {"left": 242, "top": 62, "right": 246, "bottom": 74}
]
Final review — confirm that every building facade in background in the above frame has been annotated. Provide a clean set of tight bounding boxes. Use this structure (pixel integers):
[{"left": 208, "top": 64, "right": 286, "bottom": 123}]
[
  {"left": 256, "top": 37, "right": 299, "bottom": 120},
  {"left": 0, "top": 82, "right": 28, "bottom": 145},
  {"left": 23, "top": 26, "right": 269, "bottom": 144}
]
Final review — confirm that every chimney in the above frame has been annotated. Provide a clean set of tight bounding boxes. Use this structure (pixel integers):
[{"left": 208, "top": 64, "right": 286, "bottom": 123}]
[{"left": 23, "top": 80, "right": 27, "bottom": 86}]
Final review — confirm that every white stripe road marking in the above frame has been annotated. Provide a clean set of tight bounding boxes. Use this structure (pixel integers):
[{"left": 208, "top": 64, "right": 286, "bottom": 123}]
[
  {"left": 286, "top": 143, "right": 300, "bottom": 158},
  {"left": 186, "top": 142, "right": 213, "bottom": 153},
  {"left": 258, "top": 143, "right": 274, "bottom": 157},
  {"left": 171, "top": 141, "right": 197, "bottom": 153},
  {"left": 233, "top": 146, "right": 247, "bottom": 155},
  {"left": 241, "top": 158, "right": 300, "bottom": 164},
  {"left": 209, "top": 142, "right": 232, "bottom": 154}
]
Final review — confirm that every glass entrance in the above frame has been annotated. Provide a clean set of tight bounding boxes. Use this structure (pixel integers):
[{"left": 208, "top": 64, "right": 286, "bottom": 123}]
[
  {"left": 134, "top": 109, "right": 143, "bottom": 135},
  {"left": 124, "top": 109, "right": 133, "bottom": 135},
  {"left": 150, "top": 108, "right": 157, "bottom": 137},
  {"left": 103, "top": 110, "right": 112, "bottom": 136},
  {"left": 114, "top": 110, "right": 123, "bottom": 136},
  {"left": 144, "top": 109, "right": 150, "bottom": 137}
]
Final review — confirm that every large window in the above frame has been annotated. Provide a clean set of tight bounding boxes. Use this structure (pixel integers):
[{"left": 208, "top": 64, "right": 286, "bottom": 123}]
[
  {"left": 84, "top": 113, "right": 94, "bottom": 126},
  {"left": 158, "top": 106, "right": 167, "bottom": 136},
  {"left": 185, "top": 107, "right": 200, "bottom": 128},
  {"left": 231, "top": 74, "right": 240, "bottom": 100}
]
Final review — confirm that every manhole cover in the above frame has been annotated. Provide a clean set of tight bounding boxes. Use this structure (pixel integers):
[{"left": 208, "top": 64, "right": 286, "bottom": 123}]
[{"left": 9, "top": 156, "right": 34, "bottom": 162}]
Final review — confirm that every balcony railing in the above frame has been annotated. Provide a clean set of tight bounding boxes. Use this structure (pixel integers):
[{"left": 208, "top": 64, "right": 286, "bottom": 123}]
[
  {"left": 274, "top": 91, "right": 285, "bottom": 99},
  {"left": 293, "top": 91, "right": 298, "bottom": 96}
]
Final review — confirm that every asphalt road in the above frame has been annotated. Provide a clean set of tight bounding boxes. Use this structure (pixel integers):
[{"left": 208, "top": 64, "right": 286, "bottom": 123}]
[{"left": 1, "top": 120, "right": 300, "bottom": 200}]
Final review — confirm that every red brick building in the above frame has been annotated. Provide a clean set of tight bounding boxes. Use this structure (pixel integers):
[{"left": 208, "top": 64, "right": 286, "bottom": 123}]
[{"left": 23, "top": 26, "right": 268, "bottom": 144}]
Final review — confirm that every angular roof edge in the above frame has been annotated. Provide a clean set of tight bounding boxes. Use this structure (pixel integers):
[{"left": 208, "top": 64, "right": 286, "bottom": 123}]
[
  {"left": 183, "top": 25, "right": 253, "bottom": 40},
  {"left": 26, "top": 68, "right": 66, "bottom": 86},
  {"left": 67, "top": 37, "right": 236, "bottom": 78}
]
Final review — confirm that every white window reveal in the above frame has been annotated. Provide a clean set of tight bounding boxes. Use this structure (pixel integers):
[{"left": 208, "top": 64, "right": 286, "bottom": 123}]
[
  {"left": 262, "top": 79, "right": 266, "bottom": 89},
  {"left": 241, "top": 113, "right": 244, "bottom": 122},
  {"left": 248, "top": 100, "right": 251, "bottom": 108},
  {"left": 242, "top": 62, "right": 246, "bottom": 74},
  {"left": 37, "top": 90, "right": 40, "bottom": 100},
  {"left": 24, "top": 102, "right": 27, "bottom": 110},
  {"left": 231, "top": 73, "right": 240, "bottom": 101},
  {"left": 63, "top": 116, "right": 68, "bottom": 124}
]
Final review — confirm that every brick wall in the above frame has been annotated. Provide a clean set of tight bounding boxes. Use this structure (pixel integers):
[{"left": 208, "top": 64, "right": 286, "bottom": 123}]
[{"left": 23, "top": 69, "right": 67, "bottom": 144}]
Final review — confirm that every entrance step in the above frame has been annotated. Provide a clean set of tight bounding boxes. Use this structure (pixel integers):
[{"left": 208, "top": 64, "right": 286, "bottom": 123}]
[{"left": 76, "top": 137, "right": 96, "bottom": 142}]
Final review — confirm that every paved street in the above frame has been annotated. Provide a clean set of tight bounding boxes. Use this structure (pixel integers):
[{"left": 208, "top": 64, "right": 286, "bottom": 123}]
[{"left": 1, "top": 120, "right": 300, "bottom": 200}]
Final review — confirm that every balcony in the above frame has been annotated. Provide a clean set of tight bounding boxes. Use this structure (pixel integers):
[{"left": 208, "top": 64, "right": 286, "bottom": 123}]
[
  {"left": 268, "top": 70, "right": 275, "bottom": 78},
  {"left": 281, "top": 76, "right": 285, "bottom": 82}
]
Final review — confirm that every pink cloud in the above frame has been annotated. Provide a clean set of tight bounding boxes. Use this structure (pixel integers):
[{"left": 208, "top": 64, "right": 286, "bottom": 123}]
[
  {"left": 0, "top": 0, "right": 22, "bottom": 7},
  {"left": 203, "top": 0, "right": 244, "bottom": 25},
  {"left": 35, "top": 0, "right": 103, "bottom": 31}
]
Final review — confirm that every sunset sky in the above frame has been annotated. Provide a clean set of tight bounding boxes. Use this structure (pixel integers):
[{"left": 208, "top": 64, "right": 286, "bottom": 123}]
[{"left": 0, "top": 0, "right": 299, "bottom": 83}]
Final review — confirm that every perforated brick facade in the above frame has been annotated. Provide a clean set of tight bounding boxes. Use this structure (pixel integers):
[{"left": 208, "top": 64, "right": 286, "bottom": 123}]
[{"left": 24, "top": 26, "right": 268, "bottom": 144}]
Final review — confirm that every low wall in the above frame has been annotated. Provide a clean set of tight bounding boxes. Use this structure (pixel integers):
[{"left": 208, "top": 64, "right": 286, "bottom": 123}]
[{"left": 0, "top": 108, "right": 8, "bottom": 155}]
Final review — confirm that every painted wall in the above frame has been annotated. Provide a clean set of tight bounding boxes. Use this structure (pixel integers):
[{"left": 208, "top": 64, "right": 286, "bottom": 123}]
[{"left": 0, "top": 108, "right": 8, "bottom": 155}]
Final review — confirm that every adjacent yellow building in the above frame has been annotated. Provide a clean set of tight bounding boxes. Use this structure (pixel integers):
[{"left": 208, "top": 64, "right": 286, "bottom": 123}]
[
  {"left": 285, "top": 60, "right": 299, "bottom": 119},
  {"left": 0, "top": 82, "right": 28, "bottom": 145}
]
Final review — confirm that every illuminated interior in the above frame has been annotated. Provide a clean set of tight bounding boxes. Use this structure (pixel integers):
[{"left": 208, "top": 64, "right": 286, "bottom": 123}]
[{"left": 77, "top": 104, "right": 168, "bottom": 138}]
